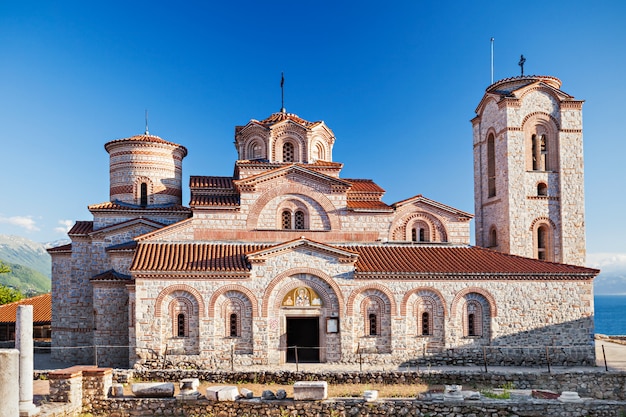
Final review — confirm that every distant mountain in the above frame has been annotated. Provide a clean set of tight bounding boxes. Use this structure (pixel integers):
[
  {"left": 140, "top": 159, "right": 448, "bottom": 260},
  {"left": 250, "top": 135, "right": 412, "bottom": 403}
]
[
  {"left": 587, "top": 253, "right": 626, "bottom": 295},
  {"left": 0, "top": 260, "right": 50, "bottom": 296},
  {"left": 0, "top": 234, "right": 54, "bottom": 278}
]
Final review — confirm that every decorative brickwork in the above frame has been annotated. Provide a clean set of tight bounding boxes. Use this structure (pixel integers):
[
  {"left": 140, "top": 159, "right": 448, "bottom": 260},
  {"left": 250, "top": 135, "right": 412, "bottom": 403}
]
[{"left": 49, "top": 79, "right": 597, "bottom": 368}]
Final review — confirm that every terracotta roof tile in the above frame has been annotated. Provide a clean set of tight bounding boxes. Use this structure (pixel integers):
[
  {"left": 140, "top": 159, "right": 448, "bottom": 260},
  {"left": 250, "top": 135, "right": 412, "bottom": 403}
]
[
  {"left": 190, "top": 195, "right": 240, "bottom": 207},
  {"left": 253, "top": 112, "right": 321, "bottom": 128},
  {"left": 345, "top": 179, "right": 386, "bottom": 193},
  {"left": 190, "top": 176, "right": 235, "bottom": 189},
  {"left": 343, "top": 245, "right": 598, "bottom": 276},
  {"left": 131, "top": 243, "right": 270, "bottom": 272},
  {"left": 91, "top": 270, "right": 132, "bottom": 281},
  {"left": 47, "top": 243, "right": 72, "bottom": 253},
  {"left": 346, "top": 201, "right": 392, "bottom": 211},
  {"left": 68, "top": 221, "right": 93, "bottom": 235},
  {"left": 104, "top": 134, "right": 188, "bottom": 156},
  {"left": 0, "top": 293, "right": 51, "bottom": 324},
  {"left": 129, "top": 242, "right": 597, "bottom": 278},
  {"left": 88, "top": 201, "right": 191, "bottom": 213}
]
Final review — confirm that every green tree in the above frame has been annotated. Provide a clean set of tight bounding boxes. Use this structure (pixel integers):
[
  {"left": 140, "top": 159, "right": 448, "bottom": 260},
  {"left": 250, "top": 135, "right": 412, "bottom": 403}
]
[
  {"left": 0, "top": 260, "right": 9, "bottom": 274},
  {"left": 0, "top": 284, "right": 23, "bottom": 304}
]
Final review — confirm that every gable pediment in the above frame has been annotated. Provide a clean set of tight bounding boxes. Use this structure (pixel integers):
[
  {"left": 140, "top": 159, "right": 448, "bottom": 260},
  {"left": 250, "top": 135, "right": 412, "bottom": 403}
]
[
  {"left": 393, "top": 195, "right": 473, "bottom": 221},
  {"left": 246, "top": 238, "right": 358, "bottom": 264},
  {"left": 234, "top": 164, "right": 351, "bottom": 193}
]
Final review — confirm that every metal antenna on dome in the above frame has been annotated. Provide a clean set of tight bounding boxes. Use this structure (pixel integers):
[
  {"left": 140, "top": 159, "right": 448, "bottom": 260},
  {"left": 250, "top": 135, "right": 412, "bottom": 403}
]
[
  {"left": 145, "top": 109, "right": 149, "bottom": 135},
  {"left": 280, "top": 72, "right": 286, "bottom": 113},
  {"left": 490, "top": 37, "right": 494, "bottom": 84}
]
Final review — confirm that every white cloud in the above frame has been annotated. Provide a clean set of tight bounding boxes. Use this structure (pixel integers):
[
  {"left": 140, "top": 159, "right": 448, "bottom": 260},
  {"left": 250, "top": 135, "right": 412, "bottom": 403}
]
[
  {"left": 0, "top": 215, "right": 40, "bottom": 232},
  {"left": 587, "top": 253, "right": 626, "bottom": 273},
  {"left": 54, "top": 219, "right": 74, "bottom": 234}
]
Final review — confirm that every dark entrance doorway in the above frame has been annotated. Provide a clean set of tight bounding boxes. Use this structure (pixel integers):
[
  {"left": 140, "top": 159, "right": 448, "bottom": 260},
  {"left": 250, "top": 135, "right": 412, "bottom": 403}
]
[{"left": 286, "top": 317, "right": 320, "bottom": 363}]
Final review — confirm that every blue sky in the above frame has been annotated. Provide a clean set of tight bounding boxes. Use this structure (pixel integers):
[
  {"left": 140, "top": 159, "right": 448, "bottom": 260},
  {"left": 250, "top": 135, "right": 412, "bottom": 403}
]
[{"left": 0, "top": 1, "right": 625, "bottom": 268}]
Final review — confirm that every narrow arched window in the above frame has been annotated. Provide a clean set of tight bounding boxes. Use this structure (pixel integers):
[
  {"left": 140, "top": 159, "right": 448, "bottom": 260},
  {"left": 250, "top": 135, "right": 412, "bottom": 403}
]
[
  {"left": 229, "top": 313, "right": 238, "bottom": 337},
  {"left": 487, "top": 134, "right": 496, "bottom": 197},
  {"left": 537, "top": 225, "right": 548, "bottom": 260},
  {"left": 140, "top": 182, "right": 148, "bottom": 207},
  {"left": 177, "top": 313, "right": 186, "bottom": 337},
  {"left": 368, "top": 313, "right": 377, "bottom": 336},
  {"left": 467, "top": 313, "right": 476, "bottom": 336},
  {"left": 294, "top": 210, "right": 305, "bottom": 229},
  {"left": 540, "top": 134, "right": 548, "bottom": 170},
  {"left": 283, "top": 142, "right": 294, "bottom": 162},
  {"left": 489, "top": 228, "right": 497, "bottom": 248},
  {"left": 537, "top": 182, "right": 548, "bottom": 196},
  {"left": 419, "top": 228, "right": 426, "bottom": 242},
  {"left": 282, "top": 211, "right": 291, "bottom": 229},
  {"left": 421, "top": 312, "right": 430, "bottom": 336},
  {"left": 411, "top": 228, "right": 417, "bottom": 242}
]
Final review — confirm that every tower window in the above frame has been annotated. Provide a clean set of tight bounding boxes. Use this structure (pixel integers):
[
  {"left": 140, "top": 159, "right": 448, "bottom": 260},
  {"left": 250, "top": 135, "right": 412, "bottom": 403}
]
[
  {"left": 487, "top": 134, "right": 496, "bottom": 197},
  {"left": 537, "top": 182, "right": 548, "bottom": 196},
  {"left": 467, "top": 313, "right": 476, "bottom": 336},
  {"left": 489, "top": 228, "right": 497, "bottom": 248},
  {"left": 532, "top": 134, "right": 548, "bottom": 171},
  {"left": 283, "top": 142, "right": 294, "bottom": 162},
  {"left": 140, "top": 182, "right": 148, "bottom": 207},
  {"left": 537, "top": 225, "right": 548, "bottom": 260}
]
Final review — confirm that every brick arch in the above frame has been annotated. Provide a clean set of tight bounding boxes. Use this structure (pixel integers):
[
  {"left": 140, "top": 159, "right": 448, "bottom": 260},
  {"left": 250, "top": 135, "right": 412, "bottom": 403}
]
[
  {"left": 529, "top": 216, "right": 557, "bottom": 231},
  {"left": 400, "top": 287, "right": 447, "bottom": 316},
  {"left": 521, "top": 111, "right": 560, "bottom": 131},
  {"left": 273, "top": 128, "right": 306, "bottom": 162},
  {"left": 246, "top": 184, "right": 341, "bottom": 230},
  {"left": 244, "top": 136, "right": 267, "bottom": 160},
  {"left": 346, "top": 283, "right": 398, "bottom": 316},
  {"left": 207, "top": 285, "right": 259, "bottom": 318},
  {"left": 389, "top": 211, "right": 447, "bottom": 242},
  {"left": 154, "top": 284, "right": 205, "bottom": 318},
  {"left": 133, "top": 176, "right": 154, "bottom": 205},
  {"left": 450, "top": 287, "right": 497, "bottom": 319},
  {"left": 261, "top": 267, "right": 344, "bottom": 317}
]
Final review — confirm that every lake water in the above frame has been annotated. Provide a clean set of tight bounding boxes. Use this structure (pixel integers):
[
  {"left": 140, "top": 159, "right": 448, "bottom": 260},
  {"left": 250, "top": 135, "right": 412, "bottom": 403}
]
[{"left": 594, "top": 294, "right": 626, "bottom": 335}]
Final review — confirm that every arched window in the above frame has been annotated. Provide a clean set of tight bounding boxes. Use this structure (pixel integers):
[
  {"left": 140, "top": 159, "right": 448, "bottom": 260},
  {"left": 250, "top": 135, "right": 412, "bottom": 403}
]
[
  {"left": 537, "top": 182, "right": 548, "bottom": 196},
  {"left": 251, "top": 142, "right": 263, "bottom": 159},
  {"left": 411, "top": 228, "right": 417, "bottom": 242},
  {"left": 537, "top": 225, "right": 548, "bottom": 260},
  {"left": 489, "top": 227, "right": 497, "bottom": 248},
  {"left": 368, "top": 313, "right": 377, "bottom": 336},
  {"left": 421, "top": 312, "right": 430, "bottom": 336},
  {"left": 140, "top": 182, "right": 148, "bottom": 207},
  {"left": 229, "top": 313, "right": 238, "bottom": 337},
  {"left": 283, "top": 142, "right": 294, "bottom": 162},
  {"left": 465, "top": 300, "right": 483, "bottom": 337},
  {"left": 532, "top": 134, "right": 548, "bottom": 171},
  {"left": 282, "top": 211, "right": 291, "bottom": 229},
  {"left": 177, "top": 313, "right": 186, "bottom": 337},
  {"left": 294, "top": 210, "right": 305, "bottom": 229},
  {"left": 487, "top": 133, "right": 496, "bottom": 197}
]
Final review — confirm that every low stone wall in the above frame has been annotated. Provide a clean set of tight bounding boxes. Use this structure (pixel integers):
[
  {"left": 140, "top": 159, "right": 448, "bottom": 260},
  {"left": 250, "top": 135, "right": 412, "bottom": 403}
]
[
  {"left": 86, "top": 397, "right": 625, "bottom": 417},
  {"left": 123, "top": 369, "right": 626, "bottom": 401}
]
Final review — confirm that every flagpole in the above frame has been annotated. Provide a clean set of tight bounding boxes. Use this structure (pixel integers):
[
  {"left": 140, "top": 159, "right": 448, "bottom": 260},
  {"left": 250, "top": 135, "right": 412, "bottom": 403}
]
[
  {"left": 281, "top": 72, "right": 285, "bottom": 113},
  {"left": 490, "top": 37, "right": 494, "bottom": 85}
]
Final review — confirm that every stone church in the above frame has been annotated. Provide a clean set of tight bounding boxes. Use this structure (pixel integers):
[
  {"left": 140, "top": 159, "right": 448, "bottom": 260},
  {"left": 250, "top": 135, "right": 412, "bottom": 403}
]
[{"left": 49, "top": 75, "right": 599, "bottom": 368}]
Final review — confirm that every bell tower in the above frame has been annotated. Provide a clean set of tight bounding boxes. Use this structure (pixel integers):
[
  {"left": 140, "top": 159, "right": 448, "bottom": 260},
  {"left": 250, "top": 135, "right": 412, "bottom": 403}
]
[{"left": 472, "top": 75, "right": 586, "bottom": 266}]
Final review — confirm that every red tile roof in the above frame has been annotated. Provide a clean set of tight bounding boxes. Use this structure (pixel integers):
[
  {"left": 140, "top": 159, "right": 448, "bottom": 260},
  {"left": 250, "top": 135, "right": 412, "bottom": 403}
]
[
  {"left": 346, "top": 201, "right": 392, "bottom": 211},
  {"left": 190, "top": 176, "right": 235, "bottom": 189},
  {"left": 0, "top": 293, "right": 51, "bottom": 324},
  {"left": 88, "top": 201, "right": 191, "bottom": 213},
  {"left": 344, "top": 245, "right": 598, "bottom": 277},
  {"left": 129, "top": 241, "right": 598, "bottom": 278},
  {"left": 68, "top": 221, "right": 93, "bottom": 235},
  {"left": 131, "top": 243, "right": 269, "bottom": 272},
  {"left": 47, "top": 243, "right": 72, "bottom": 254},
  {"left": 104, "top": 134, "right": 188, "bottom": 156},
  {"left": 345, "top": 179, "right": 386, "bottom": 193},
  {"left": 190, "top": 195, "right": 240, "bottom": 207},
  {"left": 253, "top": 112, "right": 322, "bottom": 128}
]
